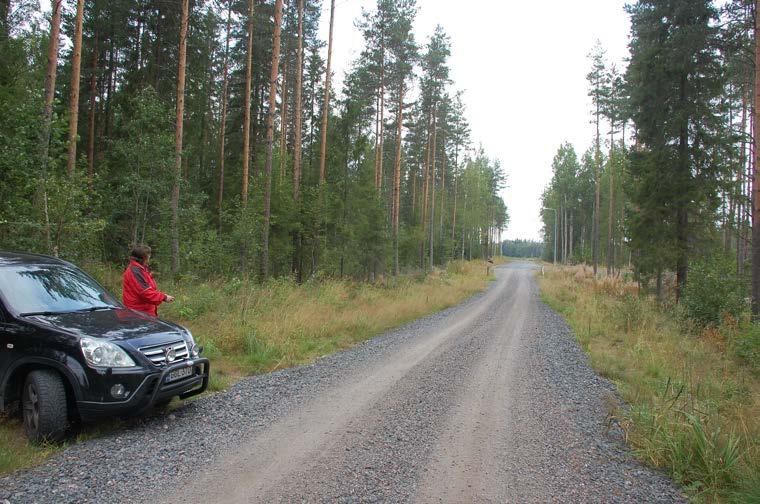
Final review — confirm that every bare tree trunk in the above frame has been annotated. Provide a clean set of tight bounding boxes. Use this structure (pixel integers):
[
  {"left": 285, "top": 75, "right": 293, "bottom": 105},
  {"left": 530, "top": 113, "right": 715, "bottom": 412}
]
[
  {"left": 217, "top": 0, "right": 232, "bottom": 235},
  {"left": 375, "top": 26, "right": 385, "bottom": 192},
  {"left": 392, "top": 79, "right": 404, "bottom": 276},
  {"left": 429, "top": 108, "right": 437, "bottom": 270},
  {"left": 593, "top": 110, "right": 601, "bottom": 276},
  {"left": 279, "top": 53, "right": 289, "bottom": 186},
  {"left": 262, "top": 0, "right": 284, "bottom": 280},
  {"left": 421, "top": 118, "right": 431, "bottom": 267},
  {"left": 40, "top": 0, "right": 63, "bottom": 253},
  {"left": 607, "top": 126, "right": 614, "bottom": 276},
  {"left": 318, "top": 0, "right": 335, "bottom": 185},
  {"left": 241, "top": 0, "right": 255, "bottom": 208},
  {"left": 293, "top": 0, "right": 304, "bottom": 202},
  {"left": 86, "top": 27, "right": 98, "bottom": 186},
  {"left": 439, "top": 130, "right": 446, "bottom": 247},
  {"left": 291, "top": 0, "right": 304, "bottom": 280},
  {"left": 65, "top": 0, "right": 85, "bottom": 176},
  {"left": 752, "top": 0, "right": 760, "bottom": 318},
  {"left": 170, "top": 0, "right": 189, "bottom": 274}
]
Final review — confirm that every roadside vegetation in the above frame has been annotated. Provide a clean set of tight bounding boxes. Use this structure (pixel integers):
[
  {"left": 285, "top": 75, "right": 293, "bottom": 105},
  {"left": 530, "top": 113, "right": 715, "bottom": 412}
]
[
  {"left": 540, "top": 265, "right": 760, "bottom": 503},
  {"left": 0, "top": 259, "right": 495, "bottom": 475}
]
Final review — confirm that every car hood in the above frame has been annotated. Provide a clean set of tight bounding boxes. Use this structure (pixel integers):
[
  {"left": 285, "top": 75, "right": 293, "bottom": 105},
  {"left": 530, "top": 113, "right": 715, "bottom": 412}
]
[{"left": 29, "top": 308, "right": 187, "bottom": 344}]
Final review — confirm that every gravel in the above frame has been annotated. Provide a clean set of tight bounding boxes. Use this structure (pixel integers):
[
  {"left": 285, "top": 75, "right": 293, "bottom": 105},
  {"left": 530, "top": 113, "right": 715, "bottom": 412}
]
[{"left": 0, "top": 263, "right": 686, "bottom": 503}]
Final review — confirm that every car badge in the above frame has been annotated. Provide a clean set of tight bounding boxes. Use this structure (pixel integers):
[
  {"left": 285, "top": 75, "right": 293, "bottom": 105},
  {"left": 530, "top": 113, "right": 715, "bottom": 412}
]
[{"left": 165, "top": 346, "right": 176, "bottom": 363}]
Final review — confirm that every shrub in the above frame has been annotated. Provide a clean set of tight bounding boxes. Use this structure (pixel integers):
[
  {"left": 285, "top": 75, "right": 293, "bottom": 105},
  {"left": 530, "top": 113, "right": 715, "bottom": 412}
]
[
  {"left": 681, "top": 256, "right": 747, "bottom": 327},
  {"left": 735, "top": 325, "right": 760, "bottom": 376}
]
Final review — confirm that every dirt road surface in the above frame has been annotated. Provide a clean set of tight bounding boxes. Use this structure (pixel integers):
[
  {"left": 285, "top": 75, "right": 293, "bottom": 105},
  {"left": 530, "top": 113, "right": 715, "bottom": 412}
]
[
  {"left": 0, "top": 263, "right": 684, "bottom": 503},
  {"left": 166, "top": 262, "right": 683, "bottom": 503}
]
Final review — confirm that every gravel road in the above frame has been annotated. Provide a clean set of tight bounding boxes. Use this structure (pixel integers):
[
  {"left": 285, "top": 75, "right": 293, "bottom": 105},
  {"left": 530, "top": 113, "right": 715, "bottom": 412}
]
[{"left": 0, "top": 262, "right": 685, "bottom": 503}]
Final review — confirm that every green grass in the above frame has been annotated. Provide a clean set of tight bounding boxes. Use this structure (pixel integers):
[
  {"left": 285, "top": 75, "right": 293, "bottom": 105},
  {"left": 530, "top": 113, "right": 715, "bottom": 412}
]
[
  {"left": 540, "top": 265, "right": 760, "bottom": 503},
  {"left": 0, "top": 259, "right": 497, "bottom": 475},
  {"left": 0, "top": 417, "right": 59, "bottom": 475}
]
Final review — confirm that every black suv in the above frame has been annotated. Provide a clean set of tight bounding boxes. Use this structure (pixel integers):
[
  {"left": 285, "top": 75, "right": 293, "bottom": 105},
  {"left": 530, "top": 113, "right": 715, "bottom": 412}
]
[{"left": 0, "top": 251, "right": 209, "bottom": 442}]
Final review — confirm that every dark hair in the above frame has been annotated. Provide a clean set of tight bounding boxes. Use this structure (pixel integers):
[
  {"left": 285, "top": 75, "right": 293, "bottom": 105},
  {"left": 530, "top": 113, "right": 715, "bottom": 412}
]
[{"left": 130, "top": 244, "right": 152, "bottom": 263}]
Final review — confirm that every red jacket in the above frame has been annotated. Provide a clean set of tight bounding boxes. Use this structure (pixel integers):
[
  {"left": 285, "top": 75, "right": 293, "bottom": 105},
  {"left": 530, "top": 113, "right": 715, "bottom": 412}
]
[{"left": 122, "top": 260, "right": 167, "bottom": 316}]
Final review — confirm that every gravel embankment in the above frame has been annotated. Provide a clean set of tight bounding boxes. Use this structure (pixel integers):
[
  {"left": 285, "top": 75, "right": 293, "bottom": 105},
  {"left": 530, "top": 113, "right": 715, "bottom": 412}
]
[{"left": 0, "top": 263, "right": 686, "bottom": 503}]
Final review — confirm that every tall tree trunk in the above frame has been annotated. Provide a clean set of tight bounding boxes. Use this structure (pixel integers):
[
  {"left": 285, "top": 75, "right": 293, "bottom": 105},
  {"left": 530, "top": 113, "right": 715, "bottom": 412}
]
[
  {"left": 262, "top": 0, "right": 284, "bottom": 280},
  {"left": 293, "top": 0, "right": 304, "bottom": 201},
  {"left": 40, "top": 0, "right": 63, "bottom": 253},
  {"left": 241, "top": 0, "right": 255, "bottom": 208},
  {"left": 318, "top": 0, "right": 335, "bottom": 185},
  {"left": 752, "top": 0, "right": 760, "bottom": 318},
  {"left": 421, "top": 118, "right": 431, "bottom": 266},
  {"left": 428, "top": 108, "right": 437, "bottom": 270},
  {"left": 439, "top": 130, "right": 446, "bottom": 246},
  {"left": 86, "top": 27, "right": 98, "bottom": 186},
  {"left": 607, "top": 127, "right": 614, "bottom": 276},
  {"left": 451, "top": 141, "right": 460, "bottom": 248},
  {"left": 170, "top": 0, "right": 189, "bottom": 274},
  {"left": 375, "top": 26, "right": 385, "bottom": 192},
  {"left": 675, "top": 73, "right": 689, "bottom": 302},
  {"left": 593, "top": 95, "right": 601, "bottom": 276},
  {"left": 217, "top": 0, "right": 232, "bottom": 235},
  {"left": 279, "top": 54, "right": 289, "bottom": 185},
  {"left": 392, "top": 78, "right": 404, "bottom": 276},
  {"left": 66, "top": 0, "right": 85, "bottom": 176},
  {"left": 738, "top": 74, "right": 748, "bottom": 274},
  {"left": 292, "top": 0, "right": 304, "bottom": 280}
]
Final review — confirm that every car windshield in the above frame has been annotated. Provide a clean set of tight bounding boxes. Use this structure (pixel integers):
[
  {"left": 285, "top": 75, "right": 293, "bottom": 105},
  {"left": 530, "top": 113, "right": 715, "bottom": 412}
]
[{"left": 0, "top": 264, "right": 118, "bottom": 316}]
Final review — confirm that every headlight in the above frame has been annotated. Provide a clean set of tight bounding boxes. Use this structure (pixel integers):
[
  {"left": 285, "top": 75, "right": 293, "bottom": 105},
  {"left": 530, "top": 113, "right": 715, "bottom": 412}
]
[
  {"left": 184, "top": 330, "right": 200, "bottom": 357},
  {"left": 80, "top": 337, "right": 136, "bottom": 368}
]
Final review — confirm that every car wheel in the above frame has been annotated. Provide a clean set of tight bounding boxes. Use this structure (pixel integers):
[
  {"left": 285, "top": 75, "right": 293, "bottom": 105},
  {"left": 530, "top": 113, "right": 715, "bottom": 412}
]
[{"left": 22, "top": 370, "right": 68, "bottom": 443}]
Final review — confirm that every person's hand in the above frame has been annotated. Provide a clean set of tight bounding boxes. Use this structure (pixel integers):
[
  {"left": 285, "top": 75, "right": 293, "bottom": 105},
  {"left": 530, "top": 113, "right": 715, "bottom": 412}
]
[{"left": 165, "top": 295, "right": 175, "bottom": 303}]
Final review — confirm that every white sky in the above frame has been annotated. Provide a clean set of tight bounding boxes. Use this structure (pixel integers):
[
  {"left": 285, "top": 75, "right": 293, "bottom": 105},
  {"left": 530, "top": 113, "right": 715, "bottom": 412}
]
[{"left": 320, "top": 0, "right": 632, "bottom": 241}]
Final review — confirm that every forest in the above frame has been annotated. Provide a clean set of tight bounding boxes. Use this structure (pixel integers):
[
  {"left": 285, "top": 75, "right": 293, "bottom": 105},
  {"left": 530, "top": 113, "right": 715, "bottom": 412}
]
[
  {"left": 0, "top": 0, "right": 507, "bottom": 280},
  {"left": 541, "top": 0, "right": 760, "bottom": 311}
]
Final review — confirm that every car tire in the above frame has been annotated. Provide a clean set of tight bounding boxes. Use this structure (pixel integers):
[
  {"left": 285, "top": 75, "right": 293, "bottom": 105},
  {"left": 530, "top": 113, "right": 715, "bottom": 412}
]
[{"left": 22, "top": 370, "right": 68, "bottom": 443}]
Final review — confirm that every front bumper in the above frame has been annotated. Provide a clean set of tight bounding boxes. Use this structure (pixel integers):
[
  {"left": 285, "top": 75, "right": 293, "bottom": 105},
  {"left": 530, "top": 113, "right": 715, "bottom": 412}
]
[{"left": 77, "top": 358, "right": 210, "bottom": 420}]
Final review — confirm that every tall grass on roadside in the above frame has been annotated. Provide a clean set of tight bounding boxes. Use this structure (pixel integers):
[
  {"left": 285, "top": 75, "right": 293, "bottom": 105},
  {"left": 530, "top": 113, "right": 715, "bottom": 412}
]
[{"left": 540, "top": 266, "right": 760, "bottom": 503}]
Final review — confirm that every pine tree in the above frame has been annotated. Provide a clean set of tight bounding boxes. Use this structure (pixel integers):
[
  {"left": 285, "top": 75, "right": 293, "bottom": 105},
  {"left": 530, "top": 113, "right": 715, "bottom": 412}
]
[
  {"left": 752, "top": 0, "right": 760, "bottom": 317},
  {"left": 587, "top": 41, "right": 606, "bottom": 276},
  {"left": 217, "top": 0, "right": 232, "bottom": 235},
  {"left": 66, "top": 0, "right": 85, "bottom": 176},
  {"left": 242, "top": 0, "right": 255, "bottom": 209},
  {"left": 39, "top": 0, "right": 63, "bottom": 253},
  {"left": 318, "top": 0, "right": 335, "bottom": 185},
  {"left": 262, "top": 0, "right": 284, "bottom": 280},
  {"left": 626, "top": 0, "right": 722, "bottom": 300},
  {"left": 170, "top": 0, "right": 189, "bottom": 273}
]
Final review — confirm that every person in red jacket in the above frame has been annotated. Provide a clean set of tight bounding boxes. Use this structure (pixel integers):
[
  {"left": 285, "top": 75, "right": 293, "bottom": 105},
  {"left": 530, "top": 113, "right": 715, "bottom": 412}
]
[{"left": 122, "top": 245, "right": 174, "bottom": 316}]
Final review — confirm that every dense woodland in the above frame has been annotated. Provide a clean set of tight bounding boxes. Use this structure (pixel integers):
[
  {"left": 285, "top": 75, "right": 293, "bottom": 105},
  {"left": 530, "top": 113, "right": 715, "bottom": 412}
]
[
  {"left": 0, "top": 0, "right": 507, "bottom": 280},
  {"left": 541, "top": 0, "right": 760, "bottom": 306},
  {"left": 501, "top": 239, "right": 543, "bottom": 259}
]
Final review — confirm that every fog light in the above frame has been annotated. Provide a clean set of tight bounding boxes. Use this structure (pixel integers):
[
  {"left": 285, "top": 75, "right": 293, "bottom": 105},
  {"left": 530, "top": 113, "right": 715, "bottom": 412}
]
[
  {"left": 110, "top": 384, "right": 129, "bottom": 399},
  {"left": 191, "top": 344, "right": 200, "bottom": 357}
]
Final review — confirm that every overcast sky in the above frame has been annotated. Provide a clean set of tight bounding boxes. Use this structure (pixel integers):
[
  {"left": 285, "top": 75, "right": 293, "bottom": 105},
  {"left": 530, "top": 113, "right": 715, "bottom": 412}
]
[{"left": 319, "top": 0, "right": 632, "bottom": 241}]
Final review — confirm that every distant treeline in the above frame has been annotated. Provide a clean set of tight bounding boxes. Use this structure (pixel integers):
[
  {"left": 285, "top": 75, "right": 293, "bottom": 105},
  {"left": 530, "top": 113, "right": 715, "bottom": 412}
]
[{"left": 501, "top": 239, "right": 543, "bottom": 258}]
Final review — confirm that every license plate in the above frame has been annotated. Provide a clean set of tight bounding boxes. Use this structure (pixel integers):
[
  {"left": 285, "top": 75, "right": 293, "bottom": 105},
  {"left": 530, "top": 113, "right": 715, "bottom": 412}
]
[{"left": 166, "top": 366, "right": 193, "bottom": 382}]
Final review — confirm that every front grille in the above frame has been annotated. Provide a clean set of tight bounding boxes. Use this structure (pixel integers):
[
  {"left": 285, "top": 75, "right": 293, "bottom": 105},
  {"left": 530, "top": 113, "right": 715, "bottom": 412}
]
[{"left": 139, "top": 340, "right": 190, "bottom": 366}]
